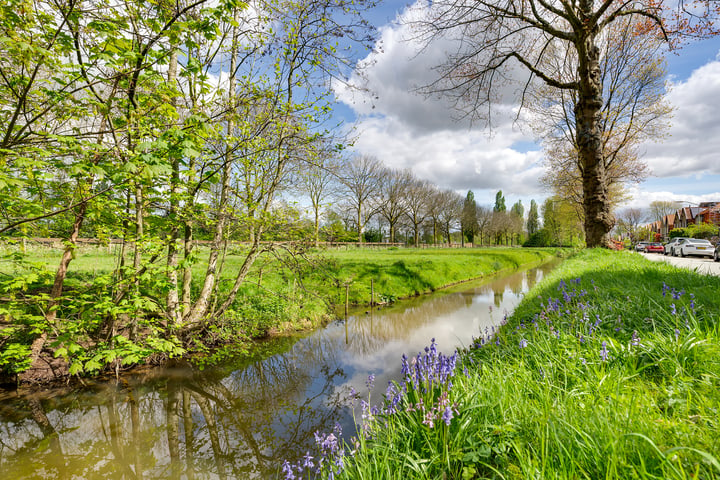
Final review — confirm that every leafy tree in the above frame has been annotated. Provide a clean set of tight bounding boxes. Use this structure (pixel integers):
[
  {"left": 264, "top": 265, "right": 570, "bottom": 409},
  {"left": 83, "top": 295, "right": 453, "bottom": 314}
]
[
  {"left": 542, "top": 197, "right": 584, "bottom": 246},
  {"left": 462, "top": 190, "right": 479, "bottom": 244},
  {"left": 527, "top": 200, "right": 540, "bottom": 236},
  {"left": 493, "top": 191, "right": 506, "bottom": 212},
  {"left": 0, "top": 0, "right": 380, "bottom": 379}
]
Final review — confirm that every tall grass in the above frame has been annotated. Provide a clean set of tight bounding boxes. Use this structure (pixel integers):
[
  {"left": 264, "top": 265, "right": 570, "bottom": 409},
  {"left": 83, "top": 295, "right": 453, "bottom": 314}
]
[{"left": 284, "top": 249, "right": 720, "bottom": 479}]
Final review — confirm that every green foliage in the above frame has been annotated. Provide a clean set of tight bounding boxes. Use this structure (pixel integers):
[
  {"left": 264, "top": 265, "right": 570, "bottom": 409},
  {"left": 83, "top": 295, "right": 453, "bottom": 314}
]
[
  {"left": 523, "top": 228, "right": 552, "bottom": 247},
  {"left": 670, "top": 223, "right": 719, "bottom": 240},
  {"left": 493, "top": 190, "right": 506, "bottom": 212},
  {"left": 363, "top": 228, "right": 383, "bottom": 243}
]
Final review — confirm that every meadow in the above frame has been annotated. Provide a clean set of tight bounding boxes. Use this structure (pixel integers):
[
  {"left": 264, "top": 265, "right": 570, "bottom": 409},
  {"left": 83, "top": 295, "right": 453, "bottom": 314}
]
[{"left": 282, "top": 249, "right": 720, "bottom": 479}]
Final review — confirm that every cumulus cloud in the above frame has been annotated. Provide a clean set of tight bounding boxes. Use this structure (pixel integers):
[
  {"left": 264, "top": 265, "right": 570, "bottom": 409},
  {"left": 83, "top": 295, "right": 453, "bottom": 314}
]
[
  {"left": 335, "top": 1, "right": 545, "bottom": 201},
  {"left": 643, "top": 56, "right": 720, "bottom": 178},
  {"left": 336, "top": 2, "right": 720, "bottom": 209}
]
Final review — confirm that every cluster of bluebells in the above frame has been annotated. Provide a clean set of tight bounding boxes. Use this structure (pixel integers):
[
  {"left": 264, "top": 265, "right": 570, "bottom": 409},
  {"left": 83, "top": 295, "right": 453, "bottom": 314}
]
[
  {"left": 470, "top": 277, "right": 698, "bottom": 365},
  {"left": 400, "top": 338, "right": 458, "bottom": 392},
  {"left": 281, "top": 423, "right": 347, "bottom": 480},
  {"left": 281, "top": 339, "right": 461, "bottom": 479}
]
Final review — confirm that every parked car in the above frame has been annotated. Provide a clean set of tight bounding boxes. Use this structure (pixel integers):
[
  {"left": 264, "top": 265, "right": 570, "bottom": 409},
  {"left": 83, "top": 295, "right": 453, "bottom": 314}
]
[
  {"left": 634, "top": 242, "right": 650, "bottom": 252},
  {"left": 644, "top": 242, "right": 664, "bottom": 254},
  {"left": 664, "top": 237, "right": 690, "bottom": 256},
  {"left": 676, "top": 238, "right": 714, "bottom": 258}
]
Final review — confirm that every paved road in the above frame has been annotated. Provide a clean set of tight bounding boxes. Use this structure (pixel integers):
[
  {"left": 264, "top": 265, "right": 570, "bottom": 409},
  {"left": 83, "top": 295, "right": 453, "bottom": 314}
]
[{"left": 639, "top": 251, "right": 720, "bottom": 276}]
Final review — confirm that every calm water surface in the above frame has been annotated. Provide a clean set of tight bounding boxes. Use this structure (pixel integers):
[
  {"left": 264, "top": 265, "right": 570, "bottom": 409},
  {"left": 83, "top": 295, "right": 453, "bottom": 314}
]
[{"left": 0, "top": 261, "right": 558, "bottom": 479}]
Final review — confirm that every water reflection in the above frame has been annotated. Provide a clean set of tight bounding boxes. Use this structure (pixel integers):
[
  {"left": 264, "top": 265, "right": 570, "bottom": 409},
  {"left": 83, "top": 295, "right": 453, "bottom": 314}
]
[{"left": 0, "top": 260, "right": 557, "bottom": 479}]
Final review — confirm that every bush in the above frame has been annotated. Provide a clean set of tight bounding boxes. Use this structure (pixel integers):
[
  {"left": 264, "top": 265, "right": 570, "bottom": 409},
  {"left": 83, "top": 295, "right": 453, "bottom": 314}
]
[
  {"left": 523, "top": 229, "right": 552, "bottom": 247},
  {"left": 669, "top": 223, "right": 719, "bottom": 240}
]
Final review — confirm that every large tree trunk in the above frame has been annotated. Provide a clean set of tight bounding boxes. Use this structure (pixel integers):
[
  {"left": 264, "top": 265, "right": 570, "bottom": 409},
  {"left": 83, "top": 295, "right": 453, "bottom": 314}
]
[{"left": 575, "top": 18, "right": 614, "bottom": 248}]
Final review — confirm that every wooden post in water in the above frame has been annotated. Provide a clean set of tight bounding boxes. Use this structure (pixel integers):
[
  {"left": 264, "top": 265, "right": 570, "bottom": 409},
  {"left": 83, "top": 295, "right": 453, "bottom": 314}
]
[
  {"left": 370, "top": 279, "right": 374, "bottom": 306},
  {"left": 344, "top": 283, "right": 350, "bottom": 344},
  {"left": 345, "top": 283, "right": 350, "bottom": 318}
]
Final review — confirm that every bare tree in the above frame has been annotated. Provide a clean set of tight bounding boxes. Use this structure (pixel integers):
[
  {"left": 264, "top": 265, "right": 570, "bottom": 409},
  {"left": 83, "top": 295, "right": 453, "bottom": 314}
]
[
  {"left": 617, "top": 207, "right": 648, "bottom": 241},
  {"left": 476, "top": 205, "right": 493, "bottom": 246},
  {"left": 339, "top": 155, "right": 384, "bottom": 245},
  {"left": 416, "top": 0, "right": 716, "bottom": 247},
  {"left": 536, "top": 17, "right": 670, "bottom": 218},
  {"left": 649, "top": 200, "right": 682, "bottom": 222},
  {"left": 377, "top": 168, "right": 413, "bottom": 243},
  {"left": 405, "top": 177, "right": 433, "bottom": 246},
  {"left": 436, "top": 189, "right": 463, "bottom": 246},
  {"left": 293, "top": 142, "right": 342, "bottom": 246}
]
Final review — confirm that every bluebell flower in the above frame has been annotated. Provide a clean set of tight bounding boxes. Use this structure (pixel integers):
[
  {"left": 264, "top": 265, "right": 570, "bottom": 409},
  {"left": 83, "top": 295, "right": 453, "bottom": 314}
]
[
  {"left": 442, "top": 406, "right": 454, "bottom": 426},
  {"left": 302, "top": 453, "right": 314, "bottom": 471},
  {"left": 366, "top": 373, "right": 375, "bottom": 389},
  {"left": 600, "top": 341, "right": 609, "bottom": 362},
  {"left": 281, "top": 460, "right": 295, "bottom": 480},
  {"left": 519, "top": 338, "right": 528, "bottom": 349}
]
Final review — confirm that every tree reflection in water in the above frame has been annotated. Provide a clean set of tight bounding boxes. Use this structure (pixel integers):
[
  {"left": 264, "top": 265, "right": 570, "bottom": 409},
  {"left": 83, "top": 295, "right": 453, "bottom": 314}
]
[{"left": 0, "top": 260, "right": 558, "bottom": 479}]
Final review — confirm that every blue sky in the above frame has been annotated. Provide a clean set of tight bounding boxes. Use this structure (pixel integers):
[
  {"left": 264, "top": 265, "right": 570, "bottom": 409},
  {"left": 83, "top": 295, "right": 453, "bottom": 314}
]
[{"left": 333, "top": 1, "right": 720, "bottom": 213}]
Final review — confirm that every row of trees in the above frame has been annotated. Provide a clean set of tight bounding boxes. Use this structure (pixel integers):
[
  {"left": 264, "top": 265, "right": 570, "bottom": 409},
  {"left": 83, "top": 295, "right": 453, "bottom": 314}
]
[{"left": 294, "top": 154, "right": 554, "bottom": 247}]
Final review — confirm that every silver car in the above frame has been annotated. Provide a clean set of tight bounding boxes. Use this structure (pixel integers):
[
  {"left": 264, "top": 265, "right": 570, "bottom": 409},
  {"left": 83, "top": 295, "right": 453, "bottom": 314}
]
[
  {"left": 634, "top": 242, "right": 649, "bottom": 252},
  {"left": 664, "top": 237, "right": 690, "bottom": 256},
  {"left": 676, "top": 238, "right": 714, "bottom": 258}
]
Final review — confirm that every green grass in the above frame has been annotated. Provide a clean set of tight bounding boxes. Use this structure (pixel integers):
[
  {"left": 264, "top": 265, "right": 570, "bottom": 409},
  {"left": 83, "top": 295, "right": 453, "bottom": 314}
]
[
  {"left": 289, "top": 249, "right": 720, "bottom": 480},
  {"left": 311, "top": 247, "right": 560, "bottom": 306}
]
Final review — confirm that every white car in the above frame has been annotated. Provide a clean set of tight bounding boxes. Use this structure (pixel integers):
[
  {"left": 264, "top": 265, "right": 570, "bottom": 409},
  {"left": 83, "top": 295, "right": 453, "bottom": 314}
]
[{"left": 676, "top": 238, "right": 714, "bottom": 258}]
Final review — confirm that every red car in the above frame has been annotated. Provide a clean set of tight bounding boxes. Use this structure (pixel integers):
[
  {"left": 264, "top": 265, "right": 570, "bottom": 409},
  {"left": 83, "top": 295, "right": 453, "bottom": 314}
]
[{"left": 644, "top": 242, "right": 664, "bottom": 254}]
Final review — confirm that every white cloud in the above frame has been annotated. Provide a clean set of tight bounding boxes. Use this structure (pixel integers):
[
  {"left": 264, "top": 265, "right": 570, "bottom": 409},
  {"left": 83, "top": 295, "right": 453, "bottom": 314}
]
[
  {"left": 335, "top": 1, "right": 545, "bottom": 201},
  {"left": 643, "top": 57, "right": 720, "bottom": 178}
]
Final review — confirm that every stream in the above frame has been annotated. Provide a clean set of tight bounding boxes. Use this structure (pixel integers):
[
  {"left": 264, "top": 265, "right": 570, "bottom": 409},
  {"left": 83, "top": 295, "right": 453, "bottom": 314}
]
[{"left": 0, "top": 260, "right": 558, "bottom": 479}]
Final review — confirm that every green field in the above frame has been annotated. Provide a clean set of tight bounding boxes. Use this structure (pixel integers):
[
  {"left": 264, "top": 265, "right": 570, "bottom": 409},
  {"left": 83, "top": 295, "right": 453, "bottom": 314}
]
[{"left": 285, "top": 249, "right": 720, "bottom": 479}]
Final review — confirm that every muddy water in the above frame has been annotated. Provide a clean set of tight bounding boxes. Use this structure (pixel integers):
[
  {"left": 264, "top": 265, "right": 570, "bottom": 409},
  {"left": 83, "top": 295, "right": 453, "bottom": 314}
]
[{"left": 0, "top": 261, "right": 558, "bottom": 479}]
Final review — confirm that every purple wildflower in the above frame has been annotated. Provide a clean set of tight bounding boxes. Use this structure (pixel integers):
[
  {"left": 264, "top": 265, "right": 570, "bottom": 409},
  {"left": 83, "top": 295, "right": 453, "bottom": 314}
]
[
  {"left": 302, "top": 453, "right": 314, "bottom": 471},
  {"left": 442, "top": 406, "right": 454, "bottom": 426},
  {"left": 519, "top": 338, "right": 528, "bottom": 349},
  {"left": 281, "top": 460, "right": 295, "bottom": 480},
  {"left": 600, "top": 341, "right": 609, "bottom": 362},
  {"left": 670, "top": 303, "right": 677, "bottom": 316},
  {"left": 631, "top": 330, "right": 640, "bottom": 347},
  {"left": 366, "top": 374, "right": 375, "bottom": 390},
  {"left": 690, "top": 293, "right": 696, "bottom": 313}
]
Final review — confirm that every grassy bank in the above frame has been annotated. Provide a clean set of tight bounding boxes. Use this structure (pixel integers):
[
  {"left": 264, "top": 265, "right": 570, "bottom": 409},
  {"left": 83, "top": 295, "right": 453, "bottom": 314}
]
[
  {"left": 312, "top": 247, "right": 560, "bottom": 306},
  {"left": 0, "top": 245, "right": 558, "bottom": 380},
  {"left": 284, "top": 249, "right": 720, "bottom": 479}
]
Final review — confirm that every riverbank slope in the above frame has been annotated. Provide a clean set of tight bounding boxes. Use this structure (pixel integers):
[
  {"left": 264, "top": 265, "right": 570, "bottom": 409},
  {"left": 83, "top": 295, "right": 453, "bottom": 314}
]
[
  {"left": 0, "top": 246, "right": 560, "bottom": 385},
  {"left": 287, "top": 249, "right": 720, "bottom": 479}
]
